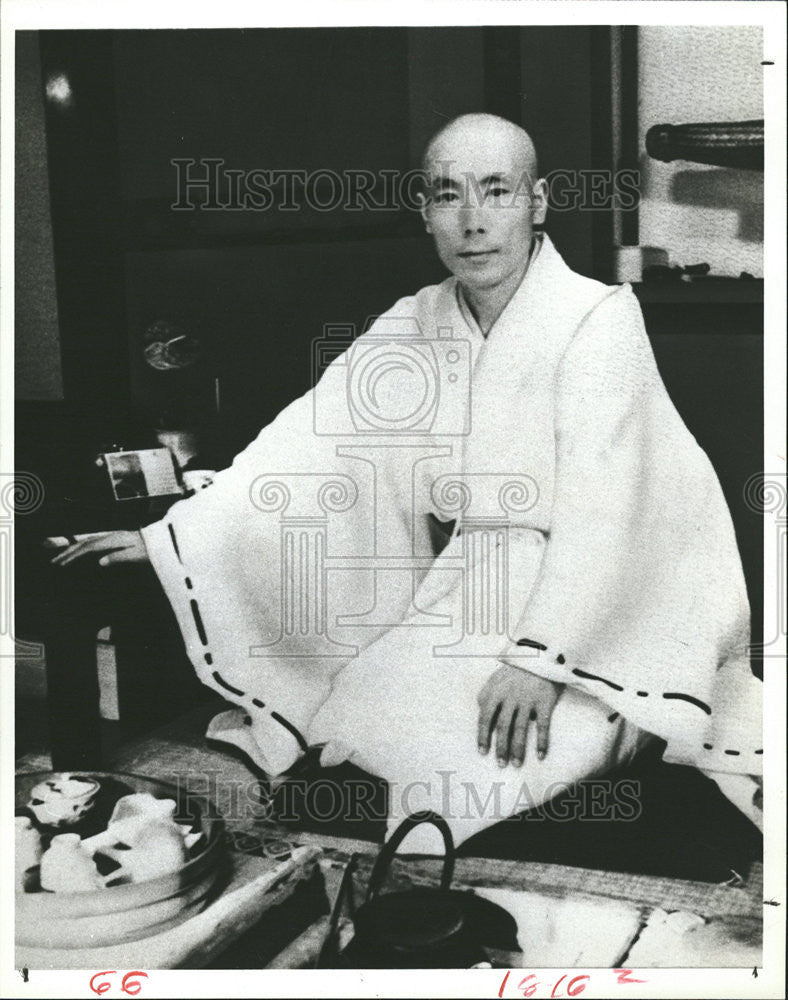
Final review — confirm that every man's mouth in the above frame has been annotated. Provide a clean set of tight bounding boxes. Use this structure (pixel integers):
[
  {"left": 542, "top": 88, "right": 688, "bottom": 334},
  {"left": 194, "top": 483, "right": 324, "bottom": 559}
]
[{"left": 457, "top": 249, "right": 499, "bottom": 259}]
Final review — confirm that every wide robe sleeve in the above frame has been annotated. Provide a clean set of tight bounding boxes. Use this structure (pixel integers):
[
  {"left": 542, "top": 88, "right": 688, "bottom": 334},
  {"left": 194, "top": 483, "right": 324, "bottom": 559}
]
[
  {"left": 499, "top": 286, "right": 762, "bottom": 808},
  {"left": 139, "top": 290, "right": 444, "bottom": 776}
]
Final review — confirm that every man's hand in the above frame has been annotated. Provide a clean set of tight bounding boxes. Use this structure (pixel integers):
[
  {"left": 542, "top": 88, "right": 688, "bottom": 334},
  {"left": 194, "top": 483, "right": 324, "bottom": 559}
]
[
  {"left": 477, "top": 664, "right": 564, "bottom": 768},
  {"left": 50, "top": 530, "right": 149, "bottom": 568}
]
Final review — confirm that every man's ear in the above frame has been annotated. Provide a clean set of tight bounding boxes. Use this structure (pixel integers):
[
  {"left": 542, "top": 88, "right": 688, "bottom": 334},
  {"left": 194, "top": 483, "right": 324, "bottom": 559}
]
[
  {"left": 531, "top": 178, "right": 549, "bottom": 225},
  {"left": 416, "top": 192, "right": 433, "bottom": 234}
]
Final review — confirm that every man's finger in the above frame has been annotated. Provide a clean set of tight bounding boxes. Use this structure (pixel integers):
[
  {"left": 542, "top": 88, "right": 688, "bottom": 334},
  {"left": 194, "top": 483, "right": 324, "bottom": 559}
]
[
  {"left": 494, "top": 704, "right": 515, "bottom": 766},
  {"left": 55, "top": 543, "right": 125, "bottom": 567},
  {"left": 477, "top": 699, "right": 499, "bottom": 756},
  {"left": 535, "top": 711, "right": 551, "bottom": 760},
  {"left": 509, "top": 709, "right": 530, "bottom": 767},
  {"left": 98, "top": 545, "right": 140, "bottom": 566},
  {"left": 51, "top": 538, "right": 114, "bottom": 566},
  {"left": 50, "top": 540, "right": 92, "bottom": 565},
  {"left": 51, "top": 532, "right": 125, "bottom": 566}
]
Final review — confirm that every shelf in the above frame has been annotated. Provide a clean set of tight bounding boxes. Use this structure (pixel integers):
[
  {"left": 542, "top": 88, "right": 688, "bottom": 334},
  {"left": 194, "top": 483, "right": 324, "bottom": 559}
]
[{"left": 631, "top": 279, "right": 763, "bottom": 305}]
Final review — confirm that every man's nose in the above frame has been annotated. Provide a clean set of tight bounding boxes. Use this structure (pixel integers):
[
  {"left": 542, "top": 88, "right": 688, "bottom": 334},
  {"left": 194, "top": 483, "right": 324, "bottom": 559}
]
[{"left": 460, "top": 207, "right": 488, "bottom": 236}]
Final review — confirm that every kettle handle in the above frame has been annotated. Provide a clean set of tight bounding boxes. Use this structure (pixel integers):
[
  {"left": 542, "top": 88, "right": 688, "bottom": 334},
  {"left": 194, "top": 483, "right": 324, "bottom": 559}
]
[{"left": 365, "top": 810, "right": 455, "bottom": 903}]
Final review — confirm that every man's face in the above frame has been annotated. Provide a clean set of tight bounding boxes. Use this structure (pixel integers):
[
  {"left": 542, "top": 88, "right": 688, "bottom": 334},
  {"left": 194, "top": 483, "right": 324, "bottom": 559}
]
[{"left": 420, "top": 141, "right": 548, "bottom": 294}]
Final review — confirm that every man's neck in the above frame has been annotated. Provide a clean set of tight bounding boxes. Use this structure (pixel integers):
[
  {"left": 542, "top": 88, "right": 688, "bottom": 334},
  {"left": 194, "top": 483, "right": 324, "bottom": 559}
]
[{"left": 460, "top": 237, "right": 536, "bottom": 337}]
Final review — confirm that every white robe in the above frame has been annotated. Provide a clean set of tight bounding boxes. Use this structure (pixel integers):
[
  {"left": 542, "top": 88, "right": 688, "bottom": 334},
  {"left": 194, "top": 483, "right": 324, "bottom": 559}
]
[{"left": 142, "top": 233, "right": 762, "bottom": 849}]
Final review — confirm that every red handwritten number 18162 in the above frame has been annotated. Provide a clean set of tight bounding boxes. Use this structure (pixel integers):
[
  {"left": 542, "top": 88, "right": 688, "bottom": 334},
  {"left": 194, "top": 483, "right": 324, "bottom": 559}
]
[{"left": 498, "top": 969, "right": 646, "bottom": 997}]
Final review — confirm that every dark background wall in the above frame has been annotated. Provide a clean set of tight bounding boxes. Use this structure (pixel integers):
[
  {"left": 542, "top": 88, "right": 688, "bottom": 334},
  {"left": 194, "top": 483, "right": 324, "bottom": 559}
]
[
  {"left": 18, "top": 27, "right": 613, "bottom": 427},
  {"left": 15, "top": 32, "right": 63, "bottom": 401}
]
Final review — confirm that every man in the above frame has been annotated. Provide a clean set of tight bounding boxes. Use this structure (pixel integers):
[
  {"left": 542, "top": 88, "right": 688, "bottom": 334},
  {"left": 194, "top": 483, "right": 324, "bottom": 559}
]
[{"left": 54, "top": 114, "right": 762, "bottom": 849}]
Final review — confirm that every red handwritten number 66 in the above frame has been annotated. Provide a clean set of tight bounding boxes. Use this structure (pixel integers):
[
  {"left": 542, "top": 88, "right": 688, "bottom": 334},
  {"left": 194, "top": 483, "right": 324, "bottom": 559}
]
[
  {"left": 120, "top": 972, "right": 148, "bottom": 996},
  {"left": 89, "top": 971, "right": 148, "bottom": 996}
]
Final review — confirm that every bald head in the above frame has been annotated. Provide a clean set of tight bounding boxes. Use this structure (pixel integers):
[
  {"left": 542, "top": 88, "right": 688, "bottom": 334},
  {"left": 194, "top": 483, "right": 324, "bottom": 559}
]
[
  {"left": 422, "top": 113, "right": 539, "bottom": 180},
  {"left": 418, "top": 113, "right": 548, "bottom": 300}
]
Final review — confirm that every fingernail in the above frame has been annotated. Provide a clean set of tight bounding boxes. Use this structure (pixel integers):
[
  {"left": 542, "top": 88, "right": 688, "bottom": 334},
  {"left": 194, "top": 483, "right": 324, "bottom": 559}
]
[
  {"left": 537, "top": 749, "right": 546, "bottom": 761},
  {"left": 98, "top": 557, "right": 108, "bottom": 567},
  {"left": 478, "top": 745, "right": 488, "bottom": 756},
  {"left": 497, "top": 758, "right": 507, "bottom": 768},
  {"left": 513, "top": 758, "right": 523, "bottom": 768}
]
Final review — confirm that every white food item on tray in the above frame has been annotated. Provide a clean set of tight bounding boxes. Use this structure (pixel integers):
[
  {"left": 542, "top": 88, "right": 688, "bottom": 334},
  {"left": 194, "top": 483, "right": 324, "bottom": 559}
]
[
  {"left": 27, "top": 773, "right": 100, "bottom": 827},
  {"left": 15, "top": 817, "right": 43, "bottom": 892},
  {"left": 40, "top": 834, "right": 104, "bottom": 893},
  {"left": 22, "top": 782, "right": 204, "bottom": 892}
]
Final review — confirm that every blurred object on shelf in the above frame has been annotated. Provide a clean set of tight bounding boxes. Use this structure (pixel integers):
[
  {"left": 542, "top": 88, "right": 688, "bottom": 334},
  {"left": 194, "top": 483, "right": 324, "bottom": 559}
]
[
  {"left": 646, "top": 120, "right": 763, "bottom": 170},
  {"left": 143, "top": 319, "right": 202, "bottom": 372},
  {"left": 138, "top": 318, "right": 217, "bottom": 434},
  {"left": 642, "top": 262, "right": 711, "bottom": 284},
  {"left": 155, "top": 428, "right": 199, "bottom": 470},
  {"left": 613, "top": 245, "right": 669, "bottom": 283}
]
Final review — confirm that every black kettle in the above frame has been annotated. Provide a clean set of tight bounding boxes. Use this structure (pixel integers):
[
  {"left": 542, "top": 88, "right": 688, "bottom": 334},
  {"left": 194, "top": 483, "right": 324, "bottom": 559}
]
[{"left": 322, "top": 810, "right": 518, "bottom": 969}]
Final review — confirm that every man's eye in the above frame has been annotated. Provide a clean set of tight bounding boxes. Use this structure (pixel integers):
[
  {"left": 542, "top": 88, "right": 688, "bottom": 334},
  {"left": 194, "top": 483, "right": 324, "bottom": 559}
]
[
  {"left": 434, "top": 192, "right": 459, "bottom": 204},
  {"left": 487, "top": 187, "right": 509, "bottom": 199}
]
